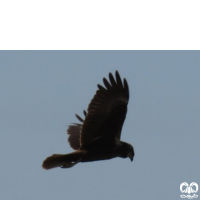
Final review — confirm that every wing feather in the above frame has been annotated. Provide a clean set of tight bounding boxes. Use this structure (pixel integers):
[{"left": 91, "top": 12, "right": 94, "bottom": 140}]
[
  {"left": 67, "top": 124, "right": 81, "bottom": 150},
  {"left": 67, "top": 111, "right": 87, "bottom": 150},
  {"left": 103, "top": 78, "right": 112, "bottom": 90}
]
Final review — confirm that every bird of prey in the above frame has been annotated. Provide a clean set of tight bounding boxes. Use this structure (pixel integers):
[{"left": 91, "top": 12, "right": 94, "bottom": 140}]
[{"left": 42, "top": 71, "right": 134, "bottom": 170}]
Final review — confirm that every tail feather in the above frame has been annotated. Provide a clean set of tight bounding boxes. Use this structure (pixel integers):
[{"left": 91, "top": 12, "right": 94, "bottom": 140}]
[{"left": 42, "top": 152, "right": 83, "bottom": 170}]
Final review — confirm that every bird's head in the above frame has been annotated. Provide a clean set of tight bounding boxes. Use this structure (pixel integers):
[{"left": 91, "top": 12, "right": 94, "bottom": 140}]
[
  {"left": 127, "top": 144, "right": 134, "bottom": 161},
  {"left": 120, "top": 142, "right": 134, "bottom": 161}
]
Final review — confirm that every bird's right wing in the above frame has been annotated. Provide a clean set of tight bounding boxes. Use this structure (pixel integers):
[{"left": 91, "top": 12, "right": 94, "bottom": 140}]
[{"left": 67, "top": 111, "right": 87, "bottom": 150}]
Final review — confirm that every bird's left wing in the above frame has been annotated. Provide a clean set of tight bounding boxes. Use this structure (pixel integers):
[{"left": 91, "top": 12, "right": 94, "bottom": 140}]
[{"left": 80, "top": 71, "right": 129, "bottom": 148}]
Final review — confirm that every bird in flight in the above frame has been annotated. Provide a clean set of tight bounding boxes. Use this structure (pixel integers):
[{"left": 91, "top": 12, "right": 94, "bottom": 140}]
[{"left": 42, "top": 71, "right": 134, "bottom": 170}]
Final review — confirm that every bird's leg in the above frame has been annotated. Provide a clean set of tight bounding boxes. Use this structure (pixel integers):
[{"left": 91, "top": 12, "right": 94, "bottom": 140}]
[{"left": 60, "top": 159, "right": 82, "bottom": 168}]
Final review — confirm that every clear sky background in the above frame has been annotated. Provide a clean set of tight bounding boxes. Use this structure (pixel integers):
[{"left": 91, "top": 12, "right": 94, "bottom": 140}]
[{"left": 1, "top": 51, "right": 200, "bottom": 200}]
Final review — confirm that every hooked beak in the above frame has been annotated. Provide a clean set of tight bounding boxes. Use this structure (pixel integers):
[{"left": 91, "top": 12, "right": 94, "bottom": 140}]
[{"left": 128, "top": 152, "right": 134, "bottom": 162}]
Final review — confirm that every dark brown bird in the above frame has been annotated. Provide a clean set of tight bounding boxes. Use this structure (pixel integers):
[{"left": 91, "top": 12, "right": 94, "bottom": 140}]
[{"left": 42, "top": 71, "right": 134, "bottom": 170}]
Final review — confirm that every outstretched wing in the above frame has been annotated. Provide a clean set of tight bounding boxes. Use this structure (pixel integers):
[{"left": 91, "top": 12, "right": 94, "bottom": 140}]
[
  {"left": 80, "top": 71, "right": 129, "bottom": 148},
  {"left": 67, "top": 111, "right": 87, "bottom": 150}
]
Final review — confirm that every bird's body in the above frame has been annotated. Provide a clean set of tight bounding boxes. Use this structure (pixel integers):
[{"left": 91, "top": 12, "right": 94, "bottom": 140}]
[{"left": 42, "top": 71, "right": 134, "bottom": 170}]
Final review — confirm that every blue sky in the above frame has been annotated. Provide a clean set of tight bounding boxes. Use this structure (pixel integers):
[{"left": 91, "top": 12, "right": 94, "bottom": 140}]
[{"left": 1, "top": 51, "right": 200, "bottom": 200}]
